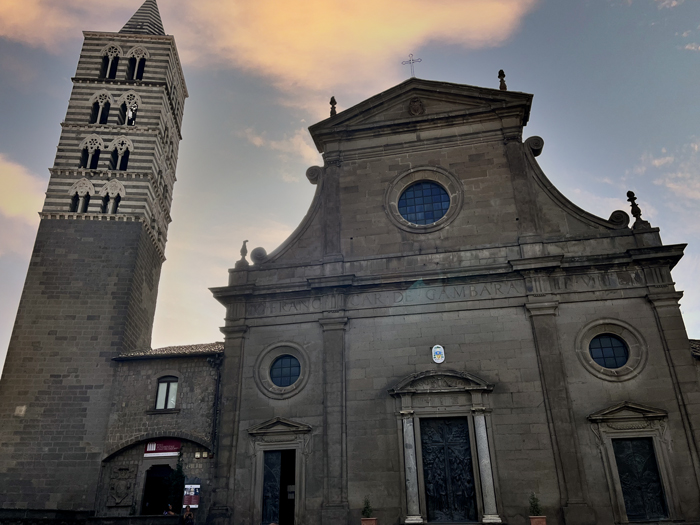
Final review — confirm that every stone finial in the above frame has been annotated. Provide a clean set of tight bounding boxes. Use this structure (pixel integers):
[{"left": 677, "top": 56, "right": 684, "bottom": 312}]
[
  {"left": 498, "top": 70, "right": 507, "bottom": 91},
  {"left": 234, "top": 240, "right": 250, "bottom": 269},
  {"left": 626, "top": 191, "right": 651, "bottom": 230},
  {"left": 330, "top": 96, "right": 337, "bottom": 117}
]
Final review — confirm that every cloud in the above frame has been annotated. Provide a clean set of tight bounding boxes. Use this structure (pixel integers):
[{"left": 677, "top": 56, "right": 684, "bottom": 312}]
[
  {"left": 651, "top": 139, "right": 700, "bottom": 201},
  {"left": 655, "top": 0, "right": 684, "bottom": 7},
  {"left": 0, "top": 154, "right": 45, "bottom": 224},
  {"left": 0, "top": 154, "right": 45, "bottom": 258},
  {"left": 631, "top": 151, "right": 675, "bottom": 175},
  {"left": 242, "top": 127, "right": 322, "bottom": 169},
  {"left": 0, "top": 0, "right": 540, "bottom": 97},
  {"left": 684, "top": 43, "right": 700, "bottom": 50}
]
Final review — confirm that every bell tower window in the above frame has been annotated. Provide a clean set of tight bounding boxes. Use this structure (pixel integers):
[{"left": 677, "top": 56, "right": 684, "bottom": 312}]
[
  {"left": 125, "top": 47, "right": 149, "bottom": 81},
  {"left": 70, "top": 194, "right": 90, "bottom": 213},
  {"left": 108, "top": 137, "right": 133, "bottom": 171},
  {"left": 79, "top": 147, "right": 101, "bottom": 169},
  {"left": 99, "top": 45, "right": 122, "bottom": 79},
  {"left": 89, "top": 100, "right": 111, "bottom": 124},
  {"left": 116, "top": 92, "right": 141, "bottom": 126}
]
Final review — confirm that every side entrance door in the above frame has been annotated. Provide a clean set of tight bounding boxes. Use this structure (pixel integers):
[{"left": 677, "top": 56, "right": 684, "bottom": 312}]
[
  {"left": 262, "top": 450, "right": 296, "bottom": 525},
  {"left": 420, "top": 417, "right": 478, "bottom": 522}
]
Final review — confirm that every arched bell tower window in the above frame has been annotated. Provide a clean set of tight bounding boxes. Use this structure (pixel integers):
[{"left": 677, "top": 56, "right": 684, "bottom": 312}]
[
  {"left": 116, "top": 92, "right": 141, "bottom": 126},
  {"left": 126, "top": 46, "right": 149, "bottom": 81},
  {"left": 88, "top": 91, "right": 113, "bottom": 124},
  {"left": 79, "top": 135, "right": 104, "bottom": 170},
  {"left": 68, "top": 178, "right": 95, "bottom": 213},
  {"left": 108, "top": 137, "right": 133, "bottom": 171},
  {"left": 99, "top": 44, "right": 122, "bottom": 80},
  {"left": 99, "top": 179, "right": 126, "bottom": 214}
]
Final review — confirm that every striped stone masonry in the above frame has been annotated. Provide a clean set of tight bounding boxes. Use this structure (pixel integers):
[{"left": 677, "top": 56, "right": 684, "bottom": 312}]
[{"left": 45, "top": 31, "right": 187, "bottom": 253}]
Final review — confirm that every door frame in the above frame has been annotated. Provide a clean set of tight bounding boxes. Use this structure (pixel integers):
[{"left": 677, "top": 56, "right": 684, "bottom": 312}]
[
  {"left": 589, "top": 402, "right": 681, "bottom": 523},
  {"left": 248, "top": 418, "right": 311, "bottom": 525},
  {"left": 415, "top": 413, "right": 483, "bottom": 523}
]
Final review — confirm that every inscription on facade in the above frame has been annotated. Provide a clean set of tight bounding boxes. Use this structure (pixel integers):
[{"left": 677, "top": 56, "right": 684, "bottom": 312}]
[{"left": 246, "top": 281, "right": 524, "bottom": 317}]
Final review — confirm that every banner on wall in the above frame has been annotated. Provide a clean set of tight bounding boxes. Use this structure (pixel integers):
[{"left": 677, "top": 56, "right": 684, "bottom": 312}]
[
  {"left": 144, "top": 439, "right": 181, "bottom": 457},
  {"left": 183, "top": 485, "right": 200, "bottom": 508}
]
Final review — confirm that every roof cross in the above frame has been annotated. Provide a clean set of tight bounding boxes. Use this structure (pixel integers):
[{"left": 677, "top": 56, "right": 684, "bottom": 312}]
[{"left": 402, "top": 54, "right": 422, "bottom": 78}]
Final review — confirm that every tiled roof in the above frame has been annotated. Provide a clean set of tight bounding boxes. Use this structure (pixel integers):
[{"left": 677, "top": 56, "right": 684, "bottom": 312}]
[
  {"left": 119, "top": 0, "right": 166, "bottom": 36},
  {"left": 117, "top": 342, "right": 224, "bottom": 360},
  {"left": 691, "top": 339, "right": 700, "bottom": 359}
]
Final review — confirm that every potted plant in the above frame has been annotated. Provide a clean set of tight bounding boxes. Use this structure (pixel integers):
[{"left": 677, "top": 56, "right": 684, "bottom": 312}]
[
  {"left": 528, "top": 492, "right": 546, "bottom": 525},
  {"left": 361, "top": 495, "right": 377, "bottom": 525}
]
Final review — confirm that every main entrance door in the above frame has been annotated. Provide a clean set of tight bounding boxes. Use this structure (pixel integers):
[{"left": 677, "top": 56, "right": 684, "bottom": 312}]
[
  {"left": 420, "top": 417, "right": 478, "bottom": 522},
  {"left": 612, "top": 438, "right": 668, "bottom": 521},
  {"left": 262, "top": 450, "right": 296, "bottom": 525}
]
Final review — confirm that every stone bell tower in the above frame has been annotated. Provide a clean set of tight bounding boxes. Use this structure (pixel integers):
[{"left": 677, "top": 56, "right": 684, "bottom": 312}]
[{"left": 0, "top": 0, "right": 187, "bottom": 513}]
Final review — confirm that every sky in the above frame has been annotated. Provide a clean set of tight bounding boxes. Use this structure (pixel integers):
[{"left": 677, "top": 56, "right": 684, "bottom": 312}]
[{"left": 0, "top": 0, "right": 699, "bottom": 371}]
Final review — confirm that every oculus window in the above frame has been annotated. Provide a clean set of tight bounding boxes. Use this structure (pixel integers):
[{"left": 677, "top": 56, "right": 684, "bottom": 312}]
[
  {"left": 155, "top": 376, "right": 178, "bottom": 410},
  {"left": 270, "top": 355, "right": 301, "bottom": 388},
  {"left": 397, "top": 182, "right": 450, "bottom": 225},
  {"left": 589, "top": 334, "right": 629, "bottom": 369}
]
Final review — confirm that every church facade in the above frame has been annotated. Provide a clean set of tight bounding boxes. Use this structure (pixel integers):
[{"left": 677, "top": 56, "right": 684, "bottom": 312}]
[{"left": 1, "top": 2, "right": 700, "bottom": 525}]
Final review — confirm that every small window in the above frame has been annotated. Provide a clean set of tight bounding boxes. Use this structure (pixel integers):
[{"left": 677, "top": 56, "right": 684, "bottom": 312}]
[
  {"left": 155, "top": 376, "right": 178, "bottom": 410},
  {"left": 270, "top": 355, "right": 301, "bottom": 387},
  {"left": 397, "top": 181, "right": 450, "bottom": 225},
  {"left": 589, "top": 334, "right": 629, "bottom": 369}
]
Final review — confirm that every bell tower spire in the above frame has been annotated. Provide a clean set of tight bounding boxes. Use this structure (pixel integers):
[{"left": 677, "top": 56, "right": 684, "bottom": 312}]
[{"left": 120, "top": 0, "right": 166, "bottom": 36}]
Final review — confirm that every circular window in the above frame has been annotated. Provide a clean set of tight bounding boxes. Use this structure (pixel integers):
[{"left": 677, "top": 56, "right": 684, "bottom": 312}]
[
  {"left": 575, "top": 320, "right": 647, "bottom": 382},
  {"left": 270, "top": 355, "right": 301, "bottom": 387},
  {"left": 589, "top": 334, "right": 629, "bottom": 369},
  {"left": 254, "top": 342, "right": 310, "bottom": 400},
  {"left": 384, "top": 166, "right": 464, "bottom": 233},
  {"left": 397, "top": 182, "right": 450, "bottom": 225}
]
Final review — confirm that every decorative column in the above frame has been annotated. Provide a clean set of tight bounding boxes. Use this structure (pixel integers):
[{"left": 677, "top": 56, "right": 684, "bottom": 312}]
[
  {"left": 400, "top": 410, "right": 422, "bottom": 524},
  {"left": 472, "top": 410, "right": 501, "bottom": 523},
  {"left": 319, "top": 316, "right": 349, "bottom": 524}
]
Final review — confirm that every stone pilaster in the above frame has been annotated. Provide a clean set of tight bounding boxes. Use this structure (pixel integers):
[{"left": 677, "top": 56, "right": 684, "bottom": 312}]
[
  {"left": 319, "top": 316, "right": 349, "bottom": 525},
  {"left": 647, "top": 292, "right": 700, "bottom": 490},
  {"left": 208, "top": 324, "right": 248, "bottom": 525},
  {"left": 526, "top": 301, "right": 596, "bottom": 525}
]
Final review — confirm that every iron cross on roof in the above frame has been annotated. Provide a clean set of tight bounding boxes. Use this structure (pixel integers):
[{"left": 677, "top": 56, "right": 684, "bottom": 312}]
[{"left": 402, "top": 54, "right": 422, "bottom": 77}]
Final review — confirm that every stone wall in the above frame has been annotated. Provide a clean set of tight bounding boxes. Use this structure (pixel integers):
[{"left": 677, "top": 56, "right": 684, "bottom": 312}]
[{"left": 0, "top": 220, "right": 160, "bottom": 511}]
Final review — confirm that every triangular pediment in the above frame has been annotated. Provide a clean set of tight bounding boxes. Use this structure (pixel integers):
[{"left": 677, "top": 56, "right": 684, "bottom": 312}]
[
  {"left": 247, "top": 417, "right": 312, "bottom": 436},
  {"left": 588, "top": 401, "right": 667, "bottom": 423},
  {"left": 309, "top": 78, "right": 532, "bottom": 151},
  {"left": 389, "top": 369, "right": 493, "bottom": 396}
]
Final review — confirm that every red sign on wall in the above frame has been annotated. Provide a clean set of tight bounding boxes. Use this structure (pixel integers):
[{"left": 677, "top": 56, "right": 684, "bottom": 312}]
[{"left": 144, "top": 439, "right": 181, "bottom": 457}]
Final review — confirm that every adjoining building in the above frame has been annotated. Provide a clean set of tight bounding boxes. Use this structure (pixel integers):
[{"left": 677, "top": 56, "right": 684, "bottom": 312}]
[{"left": 1, "top": 2, "right": 699, "bottom": 525}]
